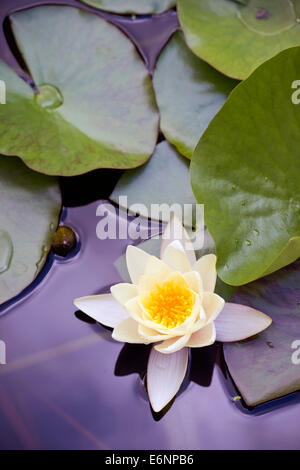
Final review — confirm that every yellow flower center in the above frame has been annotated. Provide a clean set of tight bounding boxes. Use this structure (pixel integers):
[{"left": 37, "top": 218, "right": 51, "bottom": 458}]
[{"left": 142, "top": 279, "right": 194, "bottom": 329}]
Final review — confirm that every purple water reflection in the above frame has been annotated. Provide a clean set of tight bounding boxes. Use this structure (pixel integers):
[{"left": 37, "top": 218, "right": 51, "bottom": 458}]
[{"left": 0, "top": 202, "right": 299, "bottom": 450}]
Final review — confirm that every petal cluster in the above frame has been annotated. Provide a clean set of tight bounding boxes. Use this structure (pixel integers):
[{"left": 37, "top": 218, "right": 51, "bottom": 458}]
[
  {"left": 74, "top": 217, "right": 272, "bottom": 412},
  {"left": 111, "top": 243, "right": 222, "bottom": 354}
]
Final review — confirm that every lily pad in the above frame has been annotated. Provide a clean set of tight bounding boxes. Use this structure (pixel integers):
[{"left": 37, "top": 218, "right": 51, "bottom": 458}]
[
  {"left": 0, "top": 6, "right": 158, "bottom": 176},
  {"left": 0, "top": 156, "right": 61, "bottom": 305},
  {"left": 110, "top": 141, "right": 198, "bottom": 225},
  {"left": 79, "top": 0, "right": 176, "bottom": 14},
  {"left": 224, "top": 259, "right": 300, "bottom": 406},
  {"left": 177, "top": 0, "right": 300, "bottom": 80},
  {"left": 191, "top": 47, "right": 300, "bottom": 286},
  {"left": 153, "top": 32, "right": 237, "bottom": 158}
]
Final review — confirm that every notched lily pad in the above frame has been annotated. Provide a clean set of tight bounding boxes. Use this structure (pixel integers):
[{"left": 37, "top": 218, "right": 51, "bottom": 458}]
[
  {"left": 177, "top": 0, "right": 300, "bottom": 79},
  {"left": 153, "top": 31, "right": 237, "bottom": 159},
  {"left": 191, "top": 47, "right": 300, "bottom": 286},
  {"left": 0, "top": 156, "right": 61, "bottom": 305},
  {"left": 79, "top": 0, "right": 176, "bottom": 14},
  {"left": 224, "top": 259, "right": 300, "bottom": 406},
  {"left": 0, "top": 6, "right": 158, "bottom": 176}
]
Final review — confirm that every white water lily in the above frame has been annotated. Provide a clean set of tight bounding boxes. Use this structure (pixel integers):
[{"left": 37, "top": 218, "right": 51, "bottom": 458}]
[{"left": 74, "top": 217, "right": 272, "bottom": 412}]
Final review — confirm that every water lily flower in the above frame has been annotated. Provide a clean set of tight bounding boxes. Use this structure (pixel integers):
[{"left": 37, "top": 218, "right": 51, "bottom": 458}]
[{"left": 74, "top": 217, "right": 272, "bottom": 412}]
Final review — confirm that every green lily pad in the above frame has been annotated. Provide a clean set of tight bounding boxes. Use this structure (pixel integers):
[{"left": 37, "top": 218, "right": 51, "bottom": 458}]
[
  {"left": 224, "top": 259, "right": 300, "bottom": 406},
  {"left": 0, "top": 6, "right": 158, "bottom": 176},
  {"left": 191, "top": 47, "right": 300, "bottom": 286},
  {"left": 110, "top": 141, "right": 198, "bottom": 225},
  {"left": 153, "top": 31, "right": 237, "bottom": 159},
  {"left": 177, "top": 0, "right": 300, "bottom": 80},
  {"left": 0, "top": 156, "right": 61, "bottom": 305},
  {"left": 79, "top": 0, "right": 176, "bottom": 14}
]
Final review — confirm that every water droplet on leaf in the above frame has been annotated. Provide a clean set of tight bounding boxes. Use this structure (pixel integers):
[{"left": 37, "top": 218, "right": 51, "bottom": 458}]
[{"left": 35, "top": 84, "right": 64, "bottom": 110}]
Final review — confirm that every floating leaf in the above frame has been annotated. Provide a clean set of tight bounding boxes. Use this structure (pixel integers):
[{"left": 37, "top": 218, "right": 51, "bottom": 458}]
[
  {"left": 191, "top": 47, "right": 300, "bottom": 286},
  {"left": 110, "top": 141, "right": 197, "bottom": 224},
  {"left": 0, "top": 6, "right": 158, "bottom": 176},
  {"left": 224, "top": 259, "right": 300, "bottom": 406},
  {"left": 0, "top": 156, "right": 61, "bottom": 305},
  {"left": 153, "top": 32, "right": 237, "bottom": 158},
  {"left": 79, "top": 0, "right": 176, "bottom": 14},
  {"left": 177, "top": 0, "right": 300, "bottom": 80}
]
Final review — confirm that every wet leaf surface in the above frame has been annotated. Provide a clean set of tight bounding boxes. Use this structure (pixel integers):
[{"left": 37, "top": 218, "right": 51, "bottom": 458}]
[
  {"left": 178, "top": 0, "right": 300, "bottom": 79},
  {"left": 153, "top": 31, "right": 237, "bottom": 158},
  {"left": 0, "top": 5, "right": 158, "bottom": 176},
  {"left": 191, "top": 47, "right": 300, "bottom": 286}
]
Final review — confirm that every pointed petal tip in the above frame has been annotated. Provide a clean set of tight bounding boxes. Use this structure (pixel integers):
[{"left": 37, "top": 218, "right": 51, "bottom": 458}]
[
  {"left": 147, "top": 347, "right": 189, "bottom": 413},
  {"left": 215, "top": 303, "right": 273, "bottom": 342}
]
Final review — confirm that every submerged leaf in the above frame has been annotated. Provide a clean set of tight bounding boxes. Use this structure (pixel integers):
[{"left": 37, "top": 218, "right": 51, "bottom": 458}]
[
  {"left": 153, "top": 31, "right": 237, "bottom": 158},
  {"left": 79, "top": 0, "right": 176, "bottom": 14},
  {"left": 0, "top": 6, "right": 158, "bottom": 176},
  {"left": 224, "top": 259, "right": 300, "bottom": 406},
  {"left": 177, "top": 0, "right": 300, "bottom": 80},
  {"left": 191, "top": 47, "right": 300, "bottom": 286},
  {"left": 0, "top": 156, "right": 61, "bottom": 305}
]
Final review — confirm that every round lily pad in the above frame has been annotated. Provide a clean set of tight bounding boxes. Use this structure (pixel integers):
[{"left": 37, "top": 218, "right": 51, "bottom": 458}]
[
  {"left": 191, "top": 47, "right": 300, "bottom": 286},
  {"left": 0, "top": 6, "right": 159, "bottom": 176},
  {"left": 177, "top": 0, "right": 300, "bottom": 80},
  {"left": 153, "top": 31, "right": 237, "bottom": 159},
  {"left": 0, "top": 156, "right": 61, "bottom": 305},
  {"left": 79, "top": 0, "right": 176, "bottom": 14}
]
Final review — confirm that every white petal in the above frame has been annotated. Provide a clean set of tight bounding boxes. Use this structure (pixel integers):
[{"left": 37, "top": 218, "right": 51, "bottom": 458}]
[
  {"left": 160, "top": 215, "right": 196, "bottom": 266},
  {"left": 124, "top": 297, "right": 144, "bottom": 322},
  {"left": 202, "top": 292, "right": 225, "bottom": 323},
  {"left": 154, "top": 334, "right": 191, "bottom": 354},
  {"left": 138, "top": 274, "right": 160, "bottom": 294},
  {"left": 73, "top": 294, "right": 128, "bottom": 328},
  {"left": 192, "top": 254, "right": 217, "bottom": 293},
  {"left": 215, "top": 303, "right": 272, "bottom": 342},
  {"left": 187, "top": 323, "right": 216, "bottom": 348},
  {"left": 138, "top": 324, "right": 173, "bottom": 342},
  {"left": 110, "top": 283, "right": 138, "bottom": 306},
  {"left": 147, "top": 347, "right": 189, "bottom": 412},
  {"left": 126, "top": 245, "right": 152, "bottom": 285},
  {"left": 183, "top": 271, "right": 203, "bottom": 295},
  {"left": 162, "top": 243, "right": 191, "bottom": 273},
  {"left": 144, "top": 256, "right": 172, "bottom": 280},
  {"left": 112, "top": 318, "right": 146, "bottom": 344}
]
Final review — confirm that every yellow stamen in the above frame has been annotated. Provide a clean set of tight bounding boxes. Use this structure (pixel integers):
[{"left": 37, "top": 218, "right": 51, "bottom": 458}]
[{"left": 141, "top": 279, "right": 194, "bottom": 329}]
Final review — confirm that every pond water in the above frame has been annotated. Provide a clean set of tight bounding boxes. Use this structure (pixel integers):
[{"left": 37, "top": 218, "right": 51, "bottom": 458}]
[{"left": 0, "top": 0, "right": 299, "bottom": 450}]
